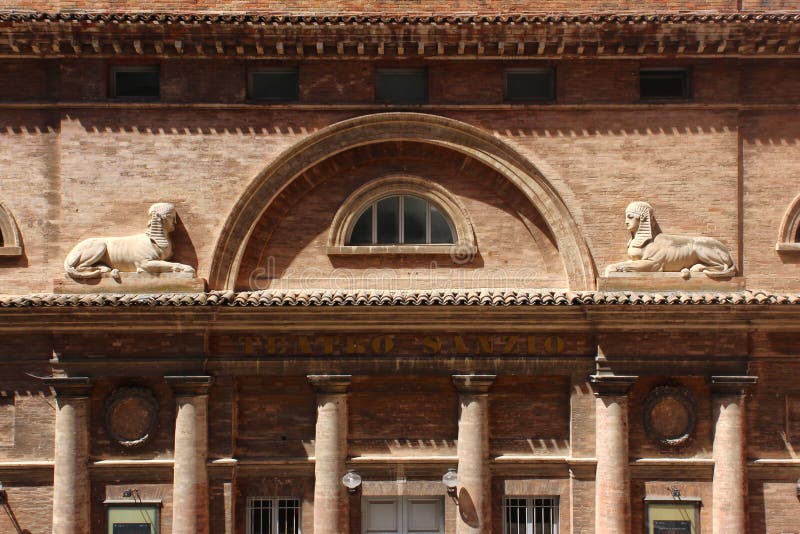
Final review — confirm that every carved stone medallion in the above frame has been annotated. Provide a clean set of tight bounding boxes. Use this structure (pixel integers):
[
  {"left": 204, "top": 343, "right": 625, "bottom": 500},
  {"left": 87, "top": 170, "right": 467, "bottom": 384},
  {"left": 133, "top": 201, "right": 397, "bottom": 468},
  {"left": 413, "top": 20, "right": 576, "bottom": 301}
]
[
  {"left": 643, "top": 386, "right": 696, "bottom": 448},
  {"left": 105, "top": 387, "right": 159, "bottom": 448}
]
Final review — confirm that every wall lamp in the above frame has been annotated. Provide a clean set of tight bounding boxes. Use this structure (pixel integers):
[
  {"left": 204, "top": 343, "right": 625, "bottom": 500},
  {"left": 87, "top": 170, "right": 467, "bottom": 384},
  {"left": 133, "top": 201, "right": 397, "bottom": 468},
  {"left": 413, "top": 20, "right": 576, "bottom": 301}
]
[
  {"left": 442, "top": 468, "right": 458, "bottom": 500},
  {"left": 342, "top": 469, "right": 362, "bottom": 494}
]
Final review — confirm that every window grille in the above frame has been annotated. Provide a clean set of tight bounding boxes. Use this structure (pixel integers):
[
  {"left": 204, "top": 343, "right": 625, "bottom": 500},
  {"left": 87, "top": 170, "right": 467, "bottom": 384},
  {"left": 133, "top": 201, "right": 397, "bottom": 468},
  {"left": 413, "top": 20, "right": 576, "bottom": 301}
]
[
  {"left": 347, "top": 194, "right": 455, "bottom": 245},
  {"left": 503, "top": 497, "right": 559, "bottom": 534},
  {"left": 247, "top": 498, "right": 301, "bottom": 534}
]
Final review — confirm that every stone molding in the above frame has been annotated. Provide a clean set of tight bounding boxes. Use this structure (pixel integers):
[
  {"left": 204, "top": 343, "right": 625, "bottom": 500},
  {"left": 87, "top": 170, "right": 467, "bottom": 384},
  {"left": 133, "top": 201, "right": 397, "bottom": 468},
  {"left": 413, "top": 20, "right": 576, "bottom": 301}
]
[
  {"left": 42, "top": 376, "right": 93, "bottom": 397},
  {"left": 208, "top": 112, "right": 597, "bottom": 291},
  {"left": 307, "top": 374, "right": 352, "bottom": 394},
  {"left": 0, "top": 201, "right": 22, "bottom": 257},
  {"left": 589, "top": 374, "right": 638, "bottom": 396},
  {"left": 452, "top": 374, "right": 496, "bottom": 394},
  {"left": 710, "top": 375, "right": 758, "bottom": 395},
  {"left": 165, "top": 375, "right": 213, "bottom": 396},
  {"left": 776, "top": 193, "right": 800, "bottom": 252}
]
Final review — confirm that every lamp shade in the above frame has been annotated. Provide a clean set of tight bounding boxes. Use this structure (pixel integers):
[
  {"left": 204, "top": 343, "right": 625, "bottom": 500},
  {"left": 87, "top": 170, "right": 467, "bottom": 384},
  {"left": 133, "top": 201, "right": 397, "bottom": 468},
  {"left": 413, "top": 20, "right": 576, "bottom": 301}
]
[
  {"left": 342, "top": 469, "right": 362, "bottom": 490},
  {"left": 442, "top": 468, "right": 458, "bottom": 489}
]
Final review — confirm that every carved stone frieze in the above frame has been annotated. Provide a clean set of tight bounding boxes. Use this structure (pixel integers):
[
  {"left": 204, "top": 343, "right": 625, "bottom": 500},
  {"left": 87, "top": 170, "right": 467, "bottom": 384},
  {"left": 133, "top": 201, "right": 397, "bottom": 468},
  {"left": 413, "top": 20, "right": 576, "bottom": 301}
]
[{"left": 604, "top": 201, "right": 735, "bottom": 279}]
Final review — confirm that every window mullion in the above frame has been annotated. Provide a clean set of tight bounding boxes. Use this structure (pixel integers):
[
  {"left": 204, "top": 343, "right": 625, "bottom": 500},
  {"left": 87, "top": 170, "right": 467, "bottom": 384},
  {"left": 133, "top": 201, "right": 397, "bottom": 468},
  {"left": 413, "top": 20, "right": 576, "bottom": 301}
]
[
  {"left": 426, "top": 201, "right": 431, "bottom": 244},
  {"left": 371, "top": 201, "right": 377, "bottom": 245},
  {"left": 399, "top": 195, "right": 405, "bottom": 244}
]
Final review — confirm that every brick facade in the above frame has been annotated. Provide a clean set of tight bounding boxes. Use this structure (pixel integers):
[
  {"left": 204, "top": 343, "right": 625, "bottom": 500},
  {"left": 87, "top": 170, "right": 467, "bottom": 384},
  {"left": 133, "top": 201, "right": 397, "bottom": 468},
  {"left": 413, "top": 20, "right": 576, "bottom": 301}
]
[{"left": 0, "top": 4, "right": 799, "bottom": 534}]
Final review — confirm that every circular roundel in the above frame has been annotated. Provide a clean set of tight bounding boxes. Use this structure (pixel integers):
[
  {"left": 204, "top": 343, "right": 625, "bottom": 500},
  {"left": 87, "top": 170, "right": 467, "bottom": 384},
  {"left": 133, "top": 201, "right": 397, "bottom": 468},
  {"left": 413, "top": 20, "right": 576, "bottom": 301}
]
[
  {"left": 105, "top": 387, "right": 159, "bottom": 448},
  {"left": 643, "top": 386, "right": 696, "bottom": 448}
]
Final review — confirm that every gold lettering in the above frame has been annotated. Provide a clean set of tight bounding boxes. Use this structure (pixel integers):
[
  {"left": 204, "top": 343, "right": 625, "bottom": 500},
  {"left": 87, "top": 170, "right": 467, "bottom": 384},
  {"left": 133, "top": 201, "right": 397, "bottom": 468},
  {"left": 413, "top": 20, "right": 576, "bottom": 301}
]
[
  {"left": 297, "top": 336, "right": 312, "bottom": 354},
  {"left": 502, "top": 336, "right": 519, "bottom": 354},
  {"left": 371, "top": 335, "right": 394, "bottom": 354},
  {"left": 544, "top": 336, "right": 565, "bottom": 354},
  {"left": 453, "top": 335, "right": 469, "bottom": 353},
  {"left": 239, "top": 336, "right": 262, "bottom": 355},
  {"left": 265, "top": 336, "right": 287, "bottom": 355},
  {"left": 422, "top": 336, "right": 442, "bottom": 354},
  {"left": 527, "top": 336, "right": 538, "bottom": 354},
  {"left": 344, "top": 336, "right": 366, "bottom": 354},
  {"left": 477, "top": 335, "right": 493, "bottom": 353}
]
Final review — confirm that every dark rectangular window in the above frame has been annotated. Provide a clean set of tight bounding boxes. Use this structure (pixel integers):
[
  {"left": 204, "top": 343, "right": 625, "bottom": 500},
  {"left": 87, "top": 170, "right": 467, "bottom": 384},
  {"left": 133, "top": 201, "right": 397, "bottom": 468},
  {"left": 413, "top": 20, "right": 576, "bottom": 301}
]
[
  {"left": 249, "top": 69, "right": 299, "bottom": 101},
  {"left": 110, "top": 66, "right": 160, "bottom": 99},
  {"left": 505, "top": 69, "right": 555, "bottom": 102},
  {"left": 640, "top": 68, "right": 691, "bottom": 100},
  {"left": 376, "top": 68, "right": 428, "bottom": 104}
]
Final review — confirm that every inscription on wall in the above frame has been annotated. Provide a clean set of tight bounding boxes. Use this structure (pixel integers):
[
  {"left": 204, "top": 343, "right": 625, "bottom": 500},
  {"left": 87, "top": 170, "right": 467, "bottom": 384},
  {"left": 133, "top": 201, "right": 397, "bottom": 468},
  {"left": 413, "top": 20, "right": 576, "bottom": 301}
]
[{"left": 210, "top": 333, "right": 593, "bottom": 357}]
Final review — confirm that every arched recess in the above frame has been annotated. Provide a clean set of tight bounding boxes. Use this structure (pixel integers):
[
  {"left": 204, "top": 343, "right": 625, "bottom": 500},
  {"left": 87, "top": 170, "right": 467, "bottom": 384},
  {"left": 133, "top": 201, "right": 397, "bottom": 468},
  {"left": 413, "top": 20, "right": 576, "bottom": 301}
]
[
  {"left": 0, "top": 202, "right": 22, "bottom": 257},
  {"left": 777, "top": 193, "right": 800, "bottom": 252},
  {"left": 209, "top": 112, "right": 597, "bottom": 290}
]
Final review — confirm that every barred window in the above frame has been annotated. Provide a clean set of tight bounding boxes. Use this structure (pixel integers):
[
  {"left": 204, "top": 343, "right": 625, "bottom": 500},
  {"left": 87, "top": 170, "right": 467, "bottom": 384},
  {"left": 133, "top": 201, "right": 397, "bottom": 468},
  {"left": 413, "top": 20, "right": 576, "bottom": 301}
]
[
  {"left": 347, "top": 194, "right": 455, "bottom": 246},
  {"left": 504, "top": 497, "right": 559, "bottom": 534},
  {"left": 247, "top": 498, "right": 301, "bottom": 534}
]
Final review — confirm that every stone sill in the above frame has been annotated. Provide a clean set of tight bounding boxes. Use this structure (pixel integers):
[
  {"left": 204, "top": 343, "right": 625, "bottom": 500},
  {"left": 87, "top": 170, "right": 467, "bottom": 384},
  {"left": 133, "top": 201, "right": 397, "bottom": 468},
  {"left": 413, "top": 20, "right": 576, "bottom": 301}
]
[
  {"left": 328, "top": 244, "right": 474, "bottom": 255},
  {"left": 776, "top": 242, "right": 800, "bottom": 252},
  {"left": 54, "top": 273, "right": 207, "bottom": 294},
  {"left": 0, "top": 246, "right": 22, "bottom": 257}
]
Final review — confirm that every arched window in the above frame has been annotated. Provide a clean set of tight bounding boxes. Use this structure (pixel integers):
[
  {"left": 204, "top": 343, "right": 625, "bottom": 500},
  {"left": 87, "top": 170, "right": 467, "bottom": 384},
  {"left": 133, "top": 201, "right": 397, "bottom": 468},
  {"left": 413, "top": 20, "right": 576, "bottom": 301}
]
[
  {"left": 776, "top": 193, "right": 800, "bottom": 252},
  {"left": 0, "top": 202, "right": 22, "bottom": 257},
  {"left": 327, "top": 175, "right": 476, "bottom": 256},
  {"left": 347, "top": 195, "right": 455, "bottom": 246}
]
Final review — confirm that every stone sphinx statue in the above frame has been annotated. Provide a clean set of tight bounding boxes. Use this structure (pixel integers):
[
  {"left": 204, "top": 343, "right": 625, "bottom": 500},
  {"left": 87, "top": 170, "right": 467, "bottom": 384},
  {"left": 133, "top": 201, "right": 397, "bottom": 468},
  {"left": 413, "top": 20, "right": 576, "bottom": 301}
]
[
  {"left": 64, "top": 202, "right": 196, "bottom": 280},
  {"left": 604, "top": 201, "right": 735, "bottom": 279}
]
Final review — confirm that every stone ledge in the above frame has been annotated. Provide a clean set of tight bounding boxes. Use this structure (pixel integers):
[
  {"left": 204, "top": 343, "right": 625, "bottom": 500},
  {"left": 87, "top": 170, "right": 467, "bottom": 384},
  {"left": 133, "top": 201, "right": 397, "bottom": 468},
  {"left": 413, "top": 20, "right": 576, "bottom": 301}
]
[
  {"left": 599, "top": 273, "right": 745, "bottom": 291},
  {"left": 53, "top": 272, "right": 207, "bottom": 294}
]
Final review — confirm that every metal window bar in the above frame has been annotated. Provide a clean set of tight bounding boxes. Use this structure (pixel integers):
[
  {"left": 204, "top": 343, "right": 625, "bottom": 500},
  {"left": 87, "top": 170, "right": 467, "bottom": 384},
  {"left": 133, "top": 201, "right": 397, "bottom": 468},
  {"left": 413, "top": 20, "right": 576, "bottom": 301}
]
[
  {"left": 362, "top": 195, "right": 455, "bottom": 245},
  {"left": 247, "top": 498, "right": 301, "bottom": 534},
  {"left": 504, "top": 497, "right": 559, "bottom": 534}
]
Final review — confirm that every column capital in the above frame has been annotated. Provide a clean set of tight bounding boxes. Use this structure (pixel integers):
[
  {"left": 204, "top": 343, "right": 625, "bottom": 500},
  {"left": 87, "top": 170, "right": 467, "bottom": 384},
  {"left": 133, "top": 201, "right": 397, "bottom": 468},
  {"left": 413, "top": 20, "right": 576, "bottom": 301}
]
[
  {"left": 165, "top": 375, "right": 213, "bottom": 396},
  {"left": 710, "top": 375, "right": 757, "bottom": 395},
  {"left": 452, "top": 374, "right": 496, "bottom": 394},
  {"left": 42, "top": 376, "right": 93, "bottom": 397},
  {"left": 589, "top": 374, "right": 638, "bottom": 396},
  {"left": 308, "top": 374, "right": 352, "bottom": 394}
]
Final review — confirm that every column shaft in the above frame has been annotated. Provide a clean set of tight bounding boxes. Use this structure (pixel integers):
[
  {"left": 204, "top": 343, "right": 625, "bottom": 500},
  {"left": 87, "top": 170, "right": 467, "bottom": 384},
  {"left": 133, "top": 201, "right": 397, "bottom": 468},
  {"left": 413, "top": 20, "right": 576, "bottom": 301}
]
[
  {"left": 47, "top": 378, "right": 92, "bottom": 534},
  {"left": 590, "top": 375, "right": 636, "bottom": 534},
  {"left": 453, "top": 375, "right": 494, "bottom": 534},
  {"left": 167, "top": 376, "right": 212, "bottom": 534},
  {"left": 711, "top": 376, "right": 755, "bottom": 534},
  {"left": 309, "top": 375, "right": 351, "bottom": 534}
]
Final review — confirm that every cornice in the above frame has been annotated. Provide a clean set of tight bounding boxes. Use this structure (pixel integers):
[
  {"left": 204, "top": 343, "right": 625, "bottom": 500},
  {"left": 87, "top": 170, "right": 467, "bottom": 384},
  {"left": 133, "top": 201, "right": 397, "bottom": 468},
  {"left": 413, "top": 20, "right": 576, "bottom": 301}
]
[{"left": 1, "top": 12, "right": 799, "bottom": 58}]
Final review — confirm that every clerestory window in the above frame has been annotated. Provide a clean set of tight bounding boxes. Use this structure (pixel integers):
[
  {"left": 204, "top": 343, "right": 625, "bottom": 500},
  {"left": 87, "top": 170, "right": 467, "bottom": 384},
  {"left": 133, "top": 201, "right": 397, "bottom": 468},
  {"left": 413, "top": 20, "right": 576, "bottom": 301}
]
[{"left": 347, "top": 195, "right": 455, "bottom": 246}]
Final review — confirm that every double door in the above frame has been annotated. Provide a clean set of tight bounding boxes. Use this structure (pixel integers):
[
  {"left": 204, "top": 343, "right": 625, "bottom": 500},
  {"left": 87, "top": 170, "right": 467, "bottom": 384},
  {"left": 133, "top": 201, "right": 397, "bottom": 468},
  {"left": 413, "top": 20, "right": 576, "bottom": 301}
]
[{"left": 362, "top": 496, "right": 444, "bottom": 534}]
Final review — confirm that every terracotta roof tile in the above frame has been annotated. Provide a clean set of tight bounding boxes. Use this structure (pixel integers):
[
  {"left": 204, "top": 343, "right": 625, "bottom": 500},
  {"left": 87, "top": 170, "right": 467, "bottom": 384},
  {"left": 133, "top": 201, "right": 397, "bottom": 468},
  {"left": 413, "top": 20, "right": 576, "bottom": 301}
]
[{"left": 0, "top": 289, "right": 799, "bottom": 308}]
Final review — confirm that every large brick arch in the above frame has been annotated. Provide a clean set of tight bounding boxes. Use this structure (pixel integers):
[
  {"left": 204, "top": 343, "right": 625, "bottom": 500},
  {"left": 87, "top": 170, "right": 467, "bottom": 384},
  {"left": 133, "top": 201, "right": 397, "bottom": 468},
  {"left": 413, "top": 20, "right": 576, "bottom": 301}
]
[{"left": 209, "top": 112, "right": 597, "bottom": 290}]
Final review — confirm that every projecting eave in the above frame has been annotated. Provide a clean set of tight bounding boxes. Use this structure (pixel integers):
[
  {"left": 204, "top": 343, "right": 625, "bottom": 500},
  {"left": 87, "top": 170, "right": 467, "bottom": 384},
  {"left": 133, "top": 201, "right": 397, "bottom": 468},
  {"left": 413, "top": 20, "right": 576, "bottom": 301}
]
[{"left": 1, "top": 12, "right": 800, "bottom": 58}]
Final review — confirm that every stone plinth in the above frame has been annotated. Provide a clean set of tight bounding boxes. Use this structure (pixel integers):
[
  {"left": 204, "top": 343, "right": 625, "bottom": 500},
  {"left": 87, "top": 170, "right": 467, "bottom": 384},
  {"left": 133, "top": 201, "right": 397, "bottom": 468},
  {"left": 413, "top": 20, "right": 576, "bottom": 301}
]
[
  {"left": 598, "top": 273, "right": 745, "bottom": 291},
  {"left": 54, "top": 272, "right": 206, "bottom": 294}
]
